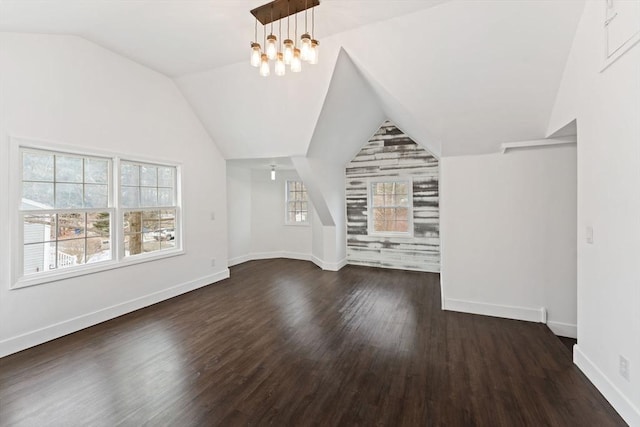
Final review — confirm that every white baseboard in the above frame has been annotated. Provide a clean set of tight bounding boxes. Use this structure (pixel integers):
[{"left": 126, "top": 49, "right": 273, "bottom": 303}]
[
  {"left": 547, "top": 321, "right": 577, "bottom": 339},
  {"left": 313, "top": 256, "right": 348, "bottom": 271},
  {"left": 0, "top": 269, "right": 230, "bottom": 358},
  {"left": 574, "top": 345, "right": 640, "bottom": 426},
  {"left": 346, "top": 260, "right": 440, "bottom": 273},
  {"left": 230, "top": 252, "right": 347, "bottom": 272},
  {"left": 443, "top": 298, "right": 546, "bottom": 323},
  {"left": 228, "top": 254, "right": 251, "bottom": 267}
]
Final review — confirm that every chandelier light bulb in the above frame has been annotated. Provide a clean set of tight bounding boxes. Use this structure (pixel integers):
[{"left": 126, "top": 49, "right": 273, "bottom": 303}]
[
  {"left": 266, "top": 34, "right": 277, "bottom": 60},
  {"left": 259, "top": 53, "right": 270, "bottom": 77},
  {"left": 291, "top": 48, "right": 302, "bottom": 72},
  {"left": 250, "top": 43, "right": 262, "bottom": 67},
  {"left": 283, "top": 39, "right": 294, "bottom": 65},
  {"left": 309, "top": 39, "right": 319, "bottom": 65},
  {"left": 300, "top": 33, "right": 312, "bottom": 62},
  {"left": 275, "top": 53, "right": 286, "bottom": 76}
]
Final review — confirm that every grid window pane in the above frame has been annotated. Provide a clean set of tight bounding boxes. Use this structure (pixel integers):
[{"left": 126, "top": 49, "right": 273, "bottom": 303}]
[
  {"left": 55, "top": 183, "right": 84, "bottom": 208},
  {"left": 84, "top": 184, "right": 108, "bottom": 208},
  {"left": 84, "top": 159, "right": 109, "bottom": 184},
  {"left": 57, "top": 239, "right": 84, "bottom": 268},
  {"left": 55, "top": 156, "right": 83, "bottom": 183},
  {"left": 141, "top": 188, "right": 158, "bottom": 207},
  {"left": 158, "top": 188, "right": 173, "bottom": 206},
  {"left": 121, "top": 186, "right": 140, "bottom": 208},
  {"left": 86, "top": 237, "right": 111, "bottom": 263},
  {"left": 140, "top": 166, "right": 158, "bottom": 187},
  {"left": 23, "top": 242, "right": 49, "bottom": 274},
  {"left": 22, "top": 182, "right": 54, "bottom": 208},
  {"left": 370, "top": 181, "right": 412, "bottom": 234},
  {"left": 23, "top": 152, "right": 54, "bottom": 182},
  {"left": 158, "top": 167, "right": 174, "bottom": 187},
  {"left": 123, "top": 209, "right": 176, "bottom": 258},
  {"left": 285, "top": 181, "right": 309, "bottom": 224},
  {"left": 58, "top": 213, "right": 85, "bottom": 240},
  {"left": 121, "top": 163, "right": 139, "bottom": 186},
  {"left": 23, "top": 214, "right": 56, "bottom": 244},
  {"left": 87, "top": 212, "right": 110, "bottom": 238},
  {"left": 122, "top": 162, "right": 175, "bottom": 209},
  {"left": 19, "top": 147, "right": 180, "bottom": 280}
]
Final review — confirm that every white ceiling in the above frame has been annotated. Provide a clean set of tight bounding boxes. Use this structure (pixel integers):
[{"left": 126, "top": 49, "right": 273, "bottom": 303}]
[
  {"left": 0, "top": 0, "right": 585, "bottom": 158},
  {"left": 177, "top": 0, "right": 585, "bottom": 158},
  {"left": 0, "top": 0, "right": 445, "bottom": 77}
]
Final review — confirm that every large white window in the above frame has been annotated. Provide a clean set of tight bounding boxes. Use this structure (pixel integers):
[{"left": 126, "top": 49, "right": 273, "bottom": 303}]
[
  {"left": 367, "top": 179, "right": 413, "bottom": 236},
  {"left": 120, "top": 161, "right": 178, "bottom": 257},
  {"left": 21, "top": 149, "right": 113, "bottom": 276},
  {"left": 16, "top": 145, "right": 181, "bottom": 288},
  {"left": 285, "top": 181, "right": 309, "bottom": 225}
]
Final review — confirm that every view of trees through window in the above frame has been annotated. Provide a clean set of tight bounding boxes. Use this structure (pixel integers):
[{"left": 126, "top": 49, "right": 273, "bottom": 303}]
[
  {"left": 370, "top": 181, "right": 411, "bottom": 234},
  {"left": 20, "top": 148, "right": 180, "bottom": 279},
  {"left": 21, "top": 150, "right": 113, "bottom": 274},
  {"left": 124, "top": 210, "right": 176, "bottom": 255},
  {"left": 120, "top": 161, "right": 177, "bottom": 257}
]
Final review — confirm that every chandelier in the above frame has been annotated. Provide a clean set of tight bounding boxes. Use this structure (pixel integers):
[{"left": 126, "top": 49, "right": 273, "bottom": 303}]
[{"left": 250, "top": 0, "right": 320, "bottom": 77}]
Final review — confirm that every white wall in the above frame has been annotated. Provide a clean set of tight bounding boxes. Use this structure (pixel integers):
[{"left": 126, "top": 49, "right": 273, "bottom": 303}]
[
  {"left": 441, "top": 145, "right": 577, "bottom": 336},
  {"left": 226, "top": 167, "right": 314, "bottom": 266},
  {"left": 547, "top": 1, "right": 640, "bottom": 424},
  {"left": 227, "top": 165, "right": 252, "bottom": 265},
  {"left": 250, "top": 169, "right": 312, "bottom": 259},
  {"left": 0, "top": 33, "right": 228, "bottom": 357}
]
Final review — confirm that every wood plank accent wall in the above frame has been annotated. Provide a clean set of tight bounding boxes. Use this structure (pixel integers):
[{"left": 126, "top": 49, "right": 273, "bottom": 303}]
[{"left": 346, "top": 121, "right": 440, "bottom": 272}]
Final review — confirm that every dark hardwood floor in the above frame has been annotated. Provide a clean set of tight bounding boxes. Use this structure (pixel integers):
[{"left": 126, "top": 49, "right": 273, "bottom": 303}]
[{"left": 0, "top": 259, "right": 626, "bottom": 426}]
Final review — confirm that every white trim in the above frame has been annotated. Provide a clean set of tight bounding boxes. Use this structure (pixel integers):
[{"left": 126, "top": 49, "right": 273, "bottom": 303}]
[
  {"left": 574, "top": 345, "right": 640, "bottom": 426},
  {"left": 443, "top": 298, "right": 547, "bottom": 323},
  {"left": 284, "top": 180, "right": 310, "bottom": 226},
  {"left": 0, "top": 269, "right": 230, "bottom": 358},
  {"left": 228, "top": 252, "right": 347, "bottom": 272},
  {"left": 14, "top": 248, "right": 186, "bottom": 290},
  {"left": 547, "top": 320, "right": 577, "bottom": 339},
  {"left": 366, "top": 177, "right": 414, "bottom": 238},
  {"left": 249, "top": 251, "right": 311, "bottom": 262},
  {"left": 10, "top": 136, "right": 185, "bottom": 289},
  {"left": 500, "top": 137, "right": 577, "bottom": 154},
  {"left": 228, "top": 254, "right": 252, "bottom": 267},
  {"left": 346, "top": 260, "right": 439, "bottom": 273},
  {"left": 313, "top": 256, "right": 348, "bottom": 271}
]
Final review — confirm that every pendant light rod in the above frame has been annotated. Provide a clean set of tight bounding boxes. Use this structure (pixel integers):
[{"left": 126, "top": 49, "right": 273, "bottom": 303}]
[
  {"left": 304, "top": 0, "right": 308, "bottom": 34},
  {"left": 251, "top": 0, "right": 319, "bottom": 26},
  {"left": 287, "top": 1, "right": 291, "bottom": 38}
]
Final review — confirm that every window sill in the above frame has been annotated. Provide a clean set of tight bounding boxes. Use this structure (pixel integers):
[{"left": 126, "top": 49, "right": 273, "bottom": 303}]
[
  {"left": 12, "top": 249, "right": 186, "bottom": 290},
  {"left": 284, "top": 222, "right": 310, "bottom": 227}
]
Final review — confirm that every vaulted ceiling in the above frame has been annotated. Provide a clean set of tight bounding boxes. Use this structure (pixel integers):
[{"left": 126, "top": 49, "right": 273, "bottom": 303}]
[{"left": 0, "top": 0, "right": 585, "bottom": 159}]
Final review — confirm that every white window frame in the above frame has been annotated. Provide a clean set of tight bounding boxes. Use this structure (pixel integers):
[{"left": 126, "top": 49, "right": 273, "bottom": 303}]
[
  {"left": 366, "top": 177, "right": 414, "bottom": 238},
  {"left": 118, "top": 159, "right": 181, "bottom": 262},
  {"left": 10, "top": 137, "right": 184, "bottom": 290},
  {"left": 284, "top": 180, "right": 310, "bottom": 226}
]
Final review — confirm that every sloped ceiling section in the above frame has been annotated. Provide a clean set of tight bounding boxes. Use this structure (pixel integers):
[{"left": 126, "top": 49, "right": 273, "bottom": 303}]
[
  {"left": 178, "top": 0, "right": 584, "bottom": 159},
  {"left": 306, "top": 49, "right": 386, "bottom": 166},
  {"left": 337, "top": 0, "right": 585, "bottom": 156},
  {"left": 0, "top": 1, "right": 445, "bottom": 77},
  {"left": 176, "top": 42, "right": 341, "bottom": 160},
  {"left": 1, "top": 0, "right": 585, "bottom": 158}
]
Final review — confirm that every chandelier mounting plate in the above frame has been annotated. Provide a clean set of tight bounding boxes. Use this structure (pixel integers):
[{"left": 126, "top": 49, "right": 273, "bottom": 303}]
[{"left": 251, "top": 0, "right": 320, "bottom": 26}]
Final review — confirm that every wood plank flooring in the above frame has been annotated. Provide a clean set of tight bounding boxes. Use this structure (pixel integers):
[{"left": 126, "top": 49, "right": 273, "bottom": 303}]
[{"left": 0, "top": 259, "right": 626, "bottom": 426}]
